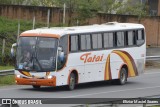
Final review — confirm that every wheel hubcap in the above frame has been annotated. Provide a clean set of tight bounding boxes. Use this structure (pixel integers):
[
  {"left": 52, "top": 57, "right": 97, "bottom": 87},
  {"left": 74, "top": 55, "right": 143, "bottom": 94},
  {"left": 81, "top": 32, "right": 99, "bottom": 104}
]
[{"left": 70, "top": 77, "right": 75, "bottom": 88}]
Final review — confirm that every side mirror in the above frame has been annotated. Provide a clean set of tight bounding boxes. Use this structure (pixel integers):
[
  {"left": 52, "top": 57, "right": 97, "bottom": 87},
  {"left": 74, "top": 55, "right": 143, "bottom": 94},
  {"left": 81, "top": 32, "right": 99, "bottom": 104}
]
[
  {"left": 11, "top": 43, "right": 17, "bottom": 58},
  {"left": 58, "top": 47, "right": 64, "bottom": 62}
]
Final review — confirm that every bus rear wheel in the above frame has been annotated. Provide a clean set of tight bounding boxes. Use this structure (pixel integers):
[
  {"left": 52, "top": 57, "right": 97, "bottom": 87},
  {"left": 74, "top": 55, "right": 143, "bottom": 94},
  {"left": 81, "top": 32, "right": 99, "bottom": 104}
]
[
  {"left": 68, "top": 73, "right": 76, "bottom": 90},
  {"left": 32, "top": 85, "right": 41, "bottom": 89},
  {"left": 117, "top": 68, "right": 127, "bottom": 85}
]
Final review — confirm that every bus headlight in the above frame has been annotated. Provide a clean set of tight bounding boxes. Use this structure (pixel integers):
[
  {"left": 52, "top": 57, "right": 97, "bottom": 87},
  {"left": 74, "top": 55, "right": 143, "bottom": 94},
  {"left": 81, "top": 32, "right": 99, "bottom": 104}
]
[
  {"left": 16, "top": 75, "right": 21, "bottom": 78},
  {"left": 47, "top": 76, "right": 53, "bottom": 79}
]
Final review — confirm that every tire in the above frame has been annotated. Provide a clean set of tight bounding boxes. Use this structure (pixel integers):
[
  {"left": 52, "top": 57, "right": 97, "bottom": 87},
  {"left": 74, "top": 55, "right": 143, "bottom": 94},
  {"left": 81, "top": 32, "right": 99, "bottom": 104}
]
[
  {"left": 68, "top": 73, "right": 76, "bottom": 90},
  {"left": 32, "top": 85, "right": 41, "bottom": 89},
  {"left": 117, "top": 68, "right": 127, "bottom": 85}
]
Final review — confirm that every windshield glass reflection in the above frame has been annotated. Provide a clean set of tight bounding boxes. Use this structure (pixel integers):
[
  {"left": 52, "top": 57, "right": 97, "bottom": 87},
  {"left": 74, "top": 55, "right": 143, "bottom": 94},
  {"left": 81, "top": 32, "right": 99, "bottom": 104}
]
[{"left": 16, "top": 37, "right": 58, "bottom": 72}]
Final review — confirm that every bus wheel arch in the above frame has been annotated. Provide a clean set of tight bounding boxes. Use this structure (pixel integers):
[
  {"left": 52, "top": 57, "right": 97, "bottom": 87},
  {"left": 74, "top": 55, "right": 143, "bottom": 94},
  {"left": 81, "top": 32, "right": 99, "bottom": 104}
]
[{"left": 67, "top": 70, "right": 79, "bottom": 90}]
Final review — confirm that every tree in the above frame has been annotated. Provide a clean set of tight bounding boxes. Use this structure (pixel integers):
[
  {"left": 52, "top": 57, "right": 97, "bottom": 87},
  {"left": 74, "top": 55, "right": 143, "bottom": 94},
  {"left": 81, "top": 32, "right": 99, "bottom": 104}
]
[
  {"left": 34, "top": 0, "right": 56, "bottom": 7},
  {"left": 116, "top": 0, "right": 148, "bottom": 22},
  {"left": 43, "top": 0, "right": 100, "bottom": 26},
  {"left": 0, "top": 0, "right": 12, "bottom": 4},
  {"left": 98, "top": 0, "right": 123, "bottom": 14},
  {"left": 74, "top": 0, "right": 99, "bottom": 25}
]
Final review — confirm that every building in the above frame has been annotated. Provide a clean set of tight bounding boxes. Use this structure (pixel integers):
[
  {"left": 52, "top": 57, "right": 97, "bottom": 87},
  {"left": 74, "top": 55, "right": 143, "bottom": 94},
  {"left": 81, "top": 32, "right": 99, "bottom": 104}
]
[
  {"left": 127, "top": 0, "right": 160, "bottom": 16},
  {"left": 116, "top": 0, "right": 160, "bottom": 16},
  {"left": 147, "top": 0, "right": 159, "bottom": 16}
]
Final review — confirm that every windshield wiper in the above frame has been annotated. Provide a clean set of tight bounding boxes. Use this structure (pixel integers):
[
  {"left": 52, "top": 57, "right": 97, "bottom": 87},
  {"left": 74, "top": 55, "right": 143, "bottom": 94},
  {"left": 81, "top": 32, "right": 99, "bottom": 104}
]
[{"left": 31, "top": 51, "right": 44, "bottom": 72}]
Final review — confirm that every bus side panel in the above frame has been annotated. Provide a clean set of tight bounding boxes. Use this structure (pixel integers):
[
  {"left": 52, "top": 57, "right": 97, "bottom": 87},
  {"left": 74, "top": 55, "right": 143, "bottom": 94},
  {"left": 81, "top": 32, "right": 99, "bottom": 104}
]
[
  {"left": 84, "top": 63, "right": 104, "bottom": 82},
  {"left": 133, "top": 44, "right": 146, "bottom": 75},
  {"left": 109, "top": 53, "right": 124, "bottom": 80},
  {"left": 83, "top": 51, "right": 107, "bottom": 82},
  {"left": 56, "top": 53, "right": 89, "bottom": 86},
  {"left": 56, "top": 45, "right": 146, "bottom": 86},
  {"left": 66, "top": 50, "right": 111, "bottom": 84},
  {"left": 56, "top": 67, "right": 69, "bottom": 86}
]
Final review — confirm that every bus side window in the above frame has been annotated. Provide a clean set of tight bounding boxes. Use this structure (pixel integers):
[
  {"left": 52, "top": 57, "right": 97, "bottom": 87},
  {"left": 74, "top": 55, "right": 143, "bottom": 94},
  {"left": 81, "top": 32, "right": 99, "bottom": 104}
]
[
  {"left": 116, "top": 31, "right": 125, "bottom": 47},
  {"left": 136, "top": 30, "right": 145, "bottom": 45},
  {"left": 70, "top": 35, "right": 79, "bottom": 52},
  {"left": 127, "top": 31, "right": 136, "bottom": 46},
  {"left": 80, "top": 34, "right": 91, "bottom": 50},
  {"left": 92, "top": 33, "right": 102, "bottom": 49},
  {"left": 103, "top": 33, "right": 114, "bottom": 48},
  {"left": 58, "top": 35, "right": 68, "bottom": 70}
]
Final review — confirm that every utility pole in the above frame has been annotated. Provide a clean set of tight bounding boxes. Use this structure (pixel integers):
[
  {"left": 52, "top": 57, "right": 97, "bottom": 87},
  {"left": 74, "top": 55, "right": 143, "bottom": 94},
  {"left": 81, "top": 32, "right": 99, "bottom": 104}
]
[
  {"left": 157, "top": 18, "right": 160, "bottom": 46},
  {"left": 63, "top": 3, "right": 66, "bottom": 25},
  {"left": 2, "top": 38, "right": 5, "bottom": 56},
  {"left": 17, "top": 19, "right": 20, "bottom": 42},
  {"left": 141, "top": 0, "right": 143, "bottom": 4},
  {"left": 33, "top": 15, "right": 35, "bottom": 29},
  {"left": 47, "top": 9, "right": 50, "bottom": 28}
]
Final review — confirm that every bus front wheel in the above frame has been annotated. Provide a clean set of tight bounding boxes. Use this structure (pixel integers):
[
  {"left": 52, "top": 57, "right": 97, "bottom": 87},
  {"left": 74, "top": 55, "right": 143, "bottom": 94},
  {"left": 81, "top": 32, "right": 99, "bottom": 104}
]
[
  {"left": 117, "top": 68, "right": 127, "bottom": 85},
  {"left": 68, "top": 73, "right": 76, "bottom": 90},
  {"left": 32, "top": 85, "right": 41, "bottom": 89}
]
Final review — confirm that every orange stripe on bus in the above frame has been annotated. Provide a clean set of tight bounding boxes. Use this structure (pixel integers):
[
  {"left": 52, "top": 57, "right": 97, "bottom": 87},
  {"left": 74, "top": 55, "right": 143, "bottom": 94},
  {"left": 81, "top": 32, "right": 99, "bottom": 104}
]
[
  {"left": 15, "top": 76, "right": 56, "bottom": 86},
  {"left": 19, "top": 71, "right": 31, "bottom": 77},
  {"left": 20, "top": 33, "right": 60, "bottom": 38},
  {"left": 104, "top": 54, "right": 112, "bottom": 80},
  {"left": 112, "top": 50, "right": 138, "bottom": 77}
]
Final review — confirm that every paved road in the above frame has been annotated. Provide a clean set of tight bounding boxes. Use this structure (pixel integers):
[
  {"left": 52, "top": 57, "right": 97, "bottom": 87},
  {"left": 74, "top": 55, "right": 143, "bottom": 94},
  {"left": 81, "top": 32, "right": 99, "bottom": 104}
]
[
  {"left": 0, "top": 68, "right": 160, "bottom": 107},
  {"left": 147, "top": 47, "right": 160, "bottom": 56}
]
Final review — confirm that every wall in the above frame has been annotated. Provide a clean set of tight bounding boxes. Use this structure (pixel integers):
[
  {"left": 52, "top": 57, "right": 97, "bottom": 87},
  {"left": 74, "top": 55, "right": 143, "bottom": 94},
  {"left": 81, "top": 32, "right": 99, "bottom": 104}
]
[
  {"left": 0, "top": 4, "right": 160, "bottom": 46},
  {"left": 0, "top": 5, "right": 65, "bottom": 25}
]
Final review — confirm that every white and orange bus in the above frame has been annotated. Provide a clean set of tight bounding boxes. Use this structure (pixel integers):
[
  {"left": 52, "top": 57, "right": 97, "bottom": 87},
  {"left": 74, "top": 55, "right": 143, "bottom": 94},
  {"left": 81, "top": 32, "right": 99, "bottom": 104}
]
[{"left": 11, "top": 22, "right": 146, "bottom": 90}]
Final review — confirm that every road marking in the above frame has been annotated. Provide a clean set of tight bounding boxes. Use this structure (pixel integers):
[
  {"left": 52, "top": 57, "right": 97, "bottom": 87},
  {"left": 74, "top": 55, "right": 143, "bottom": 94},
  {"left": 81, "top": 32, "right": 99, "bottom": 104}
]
[
  {"left": 62, "top": 85, "right": 160, "bottom": 98},
  {"left": 144, "top": 72, "right": 160, "bottom": 75}
]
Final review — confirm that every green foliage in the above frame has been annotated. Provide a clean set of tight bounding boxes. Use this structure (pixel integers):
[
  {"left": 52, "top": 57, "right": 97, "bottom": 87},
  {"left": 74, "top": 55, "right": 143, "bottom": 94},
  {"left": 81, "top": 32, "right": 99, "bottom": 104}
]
[
  {"left": 0, "top": 16, "right": 46, "bottom": 65},
  {"left": 99, "top": 0, "right": 123, "bottom": 14},
  {"left": 0, "top": 66, "right": 14, "bottom": 70},
  {"left": 0, "top": 0, "right": 24, "bottom": 5},
  {"left": 27, "top": 0, "right": 148, "bottom": 24},
  {"left": 0, "top": 75, "right": 15, "bottom": 85},
  {"left": 56, "top": 0, "right": 100, "bottom": 25},
  {"left": 74, "top": 0, "right": 99, "bottom": 25},
  {"left": 0, "top": 0, "right": 12, "bottom": 4},
  {"left": 32, "top": 0, "right": 56, "bottom": 7},
  {"left": 116, "top": 0, "right": 148, "bottom": 19},
  {"left": 98, "top": 0, "right": 148, "bottom": 19}
]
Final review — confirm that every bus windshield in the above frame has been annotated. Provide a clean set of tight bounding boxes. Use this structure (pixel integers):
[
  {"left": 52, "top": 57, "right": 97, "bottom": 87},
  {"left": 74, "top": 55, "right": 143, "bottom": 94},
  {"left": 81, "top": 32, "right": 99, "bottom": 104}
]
[{"left": 16, "top": 37, "right": 58, "bottom": 72}]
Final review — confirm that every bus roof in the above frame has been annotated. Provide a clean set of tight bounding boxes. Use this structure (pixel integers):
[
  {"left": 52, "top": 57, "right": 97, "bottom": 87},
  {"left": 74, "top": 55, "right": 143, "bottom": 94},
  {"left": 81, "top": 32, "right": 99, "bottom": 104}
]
[{"left": 20, "top": 22, "right": 145, "bottom": 38}]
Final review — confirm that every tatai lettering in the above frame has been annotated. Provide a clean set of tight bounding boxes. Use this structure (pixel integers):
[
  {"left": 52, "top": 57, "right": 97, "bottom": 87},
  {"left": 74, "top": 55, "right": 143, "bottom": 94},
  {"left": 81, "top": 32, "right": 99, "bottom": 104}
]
[{"left": 80, "top": 53, "right": 104, "bottom": 63}]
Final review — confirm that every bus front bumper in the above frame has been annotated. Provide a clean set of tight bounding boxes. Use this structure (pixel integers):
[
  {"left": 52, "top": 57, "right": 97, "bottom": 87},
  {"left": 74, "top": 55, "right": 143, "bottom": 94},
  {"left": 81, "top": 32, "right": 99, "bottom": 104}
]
[{"left": 15, "top": 76, "right": 56, "bottom": 86}]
